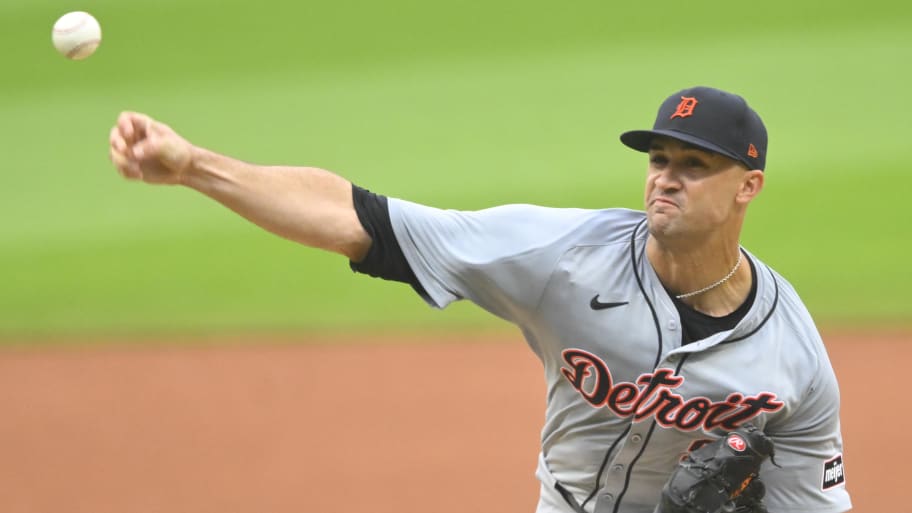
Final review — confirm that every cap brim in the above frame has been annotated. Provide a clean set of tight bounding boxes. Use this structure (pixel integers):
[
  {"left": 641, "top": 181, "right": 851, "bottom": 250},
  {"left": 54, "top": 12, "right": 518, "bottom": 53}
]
[{"left": 620, "top": 129, "right": 744, "bottom": 165}]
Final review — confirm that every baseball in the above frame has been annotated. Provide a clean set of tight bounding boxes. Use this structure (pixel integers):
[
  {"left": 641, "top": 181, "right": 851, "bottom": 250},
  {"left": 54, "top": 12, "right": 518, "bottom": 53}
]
[{"left": 52, "top": 11, "right": 102, "bottom": 60}]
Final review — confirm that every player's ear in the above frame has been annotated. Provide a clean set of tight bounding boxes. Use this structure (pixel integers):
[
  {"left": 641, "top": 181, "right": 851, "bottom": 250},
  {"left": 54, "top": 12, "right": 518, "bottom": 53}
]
[{"left": 736, "top": 170, "right": 764, "bottom": 204}]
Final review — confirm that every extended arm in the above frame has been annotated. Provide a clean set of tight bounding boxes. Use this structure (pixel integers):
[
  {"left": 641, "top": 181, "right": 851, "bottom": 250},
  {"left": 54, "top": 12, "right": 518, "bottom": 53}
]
[{"left": 108, "top": 112, "right": 371, "bottom": 261}]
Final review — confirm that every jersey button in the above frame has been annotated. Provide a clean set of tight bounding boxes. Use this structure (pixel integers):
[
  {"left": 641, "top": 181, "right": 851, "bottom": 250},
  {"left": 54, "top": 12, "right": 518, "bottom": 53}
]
[
  {"left": 612, "top": 464, "right": 624, "bottom": 472},
  {"left": 630, "top": 434, "right": 643, "bottom": 443},
  {"left": 602, "top": 493, "right": 615, "bottom": 502},
  {"left": 668, "top": 319, "right": 678, "bottom": 330}
]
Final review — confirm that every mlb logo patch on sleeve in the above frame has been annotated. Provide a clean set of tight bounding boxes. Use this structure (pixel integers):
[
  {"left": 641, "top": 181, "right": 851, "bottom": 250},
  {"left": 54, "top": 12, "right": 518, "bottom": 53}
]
[{"left": 822, "top": 454, "right": 846, "bottom": 490}]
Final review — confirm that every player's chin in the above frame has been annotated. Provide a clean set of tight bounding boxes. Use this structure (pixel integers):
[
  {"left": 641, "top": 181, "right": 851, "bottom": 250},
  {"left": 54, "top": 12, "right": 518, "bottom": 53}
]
[
  {"left": 646, "top": 206, "right": 677, "bottom": 223},
  {"left": 646, "top": 212, "right": 681, "bottom": 238}
]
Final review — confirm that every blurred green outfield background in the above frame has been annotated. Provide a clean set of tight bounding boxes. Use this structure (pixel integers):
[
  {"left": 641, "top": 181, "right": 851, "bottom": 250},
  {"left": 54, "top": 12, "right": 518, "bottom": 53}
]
[{"left": 1, "top": 0, "right": 910, "bottom": 340}]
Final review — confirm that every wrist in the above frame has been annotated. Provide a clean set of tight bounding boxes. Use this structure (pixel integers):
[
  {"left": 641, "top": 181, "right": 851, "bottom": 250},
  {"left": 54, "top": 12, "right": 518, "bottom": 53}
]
[
  {"left": 178, "top": 145, "right": 207, "bottom": 188},
  {"left": 179, "top": 146, "right": 238, "bottom": 196}
]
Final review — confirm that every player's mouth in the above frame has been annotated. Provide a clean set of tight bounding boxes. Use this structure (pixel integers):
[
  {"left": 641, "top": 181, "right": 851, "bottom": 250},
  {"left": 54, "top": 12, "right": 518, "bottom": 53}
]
[{"left": 650, "top": 196, "right": 678, "bottom": 208}]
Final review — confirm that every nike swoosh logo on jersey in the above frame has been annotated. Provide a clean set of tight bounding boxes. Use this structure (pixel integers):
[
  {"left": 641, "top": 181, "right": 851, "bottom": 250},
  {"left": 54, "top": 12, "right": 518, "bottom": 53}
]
[{"left": 590, "top": 295, "right": 629, "bottom": 310}]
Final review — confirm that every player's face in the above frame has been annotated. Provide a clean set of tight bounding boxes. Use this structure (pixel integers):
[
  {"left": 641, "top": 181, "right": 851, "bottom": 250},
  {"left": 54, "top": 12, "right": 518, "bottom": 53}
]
[{"left": 644, "top": 137, "right": 754, "bottom": 240}]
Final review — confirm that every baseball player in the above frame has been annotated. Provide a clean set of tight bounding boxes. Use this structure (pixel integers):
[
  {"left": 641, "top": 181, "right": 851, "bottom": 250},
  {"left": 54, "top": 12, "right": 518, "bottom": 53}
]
[{"left": 108, "top": 86, "right": 852, "bottom": 513}]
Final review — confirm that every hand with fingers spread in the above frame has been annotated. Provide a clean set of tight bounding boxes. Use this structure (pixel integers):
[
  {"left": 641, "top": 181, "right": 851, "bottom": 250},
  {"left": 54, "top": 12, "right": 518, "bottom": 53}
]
[{"left": 109, "top": 111, "right": 193, "bottom": 184}]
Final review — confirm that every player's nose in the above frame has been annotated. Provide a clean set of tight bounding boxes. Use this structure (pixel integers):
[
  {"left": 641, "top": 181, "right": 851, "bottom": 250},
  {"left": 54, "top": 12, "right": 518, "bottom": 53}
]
[{"left": 651, "top": 166, "right": 682, "bottom": 191}]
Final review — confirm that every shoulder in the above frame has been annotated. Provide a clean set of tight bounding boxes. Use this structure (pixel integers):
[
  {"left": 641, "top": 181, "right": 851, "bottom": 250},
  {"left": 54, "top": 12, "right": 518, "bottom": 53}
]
[
  {"left": 749, "top": 258, "right": 836, "bottom": 398},
  {"left": 760, "top": 263, "right": 823, "bottom": 350},
  {"left": 390, "top": 199, "right": 645, "bottom": 245},
  {"left": 476, "top": 204, "right": 645, "bottom": 244}
]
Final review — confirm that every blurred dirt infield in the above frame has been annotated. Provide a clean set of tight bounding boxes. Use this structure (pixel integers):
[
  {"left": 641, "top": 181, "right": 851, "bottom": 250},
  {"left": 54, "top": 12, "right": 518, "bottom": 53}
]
[{"left": 0, "top": 330, "right": 905, "bottom": 513}]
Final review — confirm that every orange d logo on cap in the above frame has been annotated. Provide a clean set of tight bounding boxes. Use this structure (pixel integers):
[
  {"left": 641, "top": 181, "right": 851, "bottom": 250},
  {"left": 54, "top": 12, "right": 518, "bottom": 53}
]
[{"left": 670, "top": 96, "right": 699, "bottom": 119}]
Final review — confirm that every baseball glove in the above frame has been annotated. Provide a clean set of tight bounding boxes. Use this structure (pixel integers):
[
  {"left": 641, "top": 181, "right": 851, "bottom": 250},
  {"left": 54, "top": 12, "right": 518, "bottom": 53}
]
[{"left": 654, "top": 424, "right": 775, "bottom": 513}]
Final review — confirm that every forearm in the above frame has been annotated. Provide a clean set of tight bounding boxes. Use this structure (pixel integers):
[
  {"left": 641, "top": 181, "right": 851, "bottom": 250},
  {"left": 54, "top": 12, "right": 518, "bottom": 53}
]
[{"left": 181, "top": 146, "right": 371, "bottom": 260}]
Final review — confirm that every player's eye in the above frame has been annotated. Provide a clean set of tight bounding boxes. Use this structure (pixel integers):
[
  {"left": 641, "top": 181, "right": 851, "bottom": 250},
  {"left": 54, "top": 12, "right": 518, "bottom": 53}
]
[
  {"left": 685, "top": 157, "right": 706, "bottom": 168},
  {"left": 650, "top": 155, "right": 668, "bottom": 166}
]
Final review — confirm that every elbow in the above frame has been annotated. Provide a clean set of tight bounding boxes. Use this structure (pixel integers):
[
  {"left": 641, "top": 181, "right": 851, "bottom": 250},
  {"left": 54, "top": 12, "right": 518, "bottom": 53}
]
[{"left": 342, "top": 230, "right": 372, "bottom": 263}]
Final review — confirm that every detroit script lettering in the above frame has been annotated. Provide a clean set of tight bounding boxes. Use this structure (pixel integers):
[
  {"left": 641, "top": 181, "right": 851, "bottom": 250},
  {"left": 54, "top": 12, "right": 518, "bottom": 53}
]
[{"left": 561, "top": 349, "right": 784, "bottom": 430}]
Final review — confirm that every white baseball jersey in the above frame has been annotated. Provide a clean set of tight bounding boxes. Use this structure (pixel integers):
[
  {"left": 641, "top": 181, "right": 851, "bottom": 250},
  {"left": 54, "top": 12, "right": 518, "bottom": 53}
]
[{"left": 387, "top": 199, "right": 851, "bottom": 513}]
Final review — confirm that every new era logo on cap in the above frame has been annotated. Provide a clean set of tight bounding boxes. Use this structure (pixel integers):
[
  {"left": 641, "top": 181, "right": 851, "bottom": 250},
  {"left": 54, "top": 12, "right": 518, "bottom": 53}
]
[{"left": 620, "top": 86, "right": 769, "bottom": 171}]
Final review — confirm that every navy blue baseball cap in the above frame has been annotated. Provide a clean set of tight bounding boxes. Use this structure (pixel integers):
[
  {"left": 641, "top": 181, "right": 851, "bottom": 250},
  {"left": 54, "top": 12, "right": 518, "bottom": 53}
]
[{"left": 620, "top": 86, "right": 768, "bottom": 171}]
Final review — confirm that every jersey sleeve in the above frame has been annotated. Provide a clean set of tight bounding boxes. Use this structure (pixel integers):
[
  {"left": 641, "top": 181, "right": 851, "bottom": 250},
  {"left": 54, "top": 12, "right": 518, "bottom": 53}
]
[
  {"left": 387, "top": 198, "right": 594, "bottom": 323},
  {"left": 348, "top": 185, "right": 428, "bottom": 298},
  {"left": 762, "top": 350, "right": 852, "bottom": 513}
]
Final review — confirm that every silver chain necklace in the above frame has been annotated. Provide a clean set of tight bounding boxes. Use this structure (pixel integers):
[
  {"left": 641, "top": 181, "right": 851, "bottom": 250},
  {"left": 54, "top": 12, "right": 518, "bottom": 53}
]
[{"left": 675, "top": 251, "right": 743, "bottom": 300}]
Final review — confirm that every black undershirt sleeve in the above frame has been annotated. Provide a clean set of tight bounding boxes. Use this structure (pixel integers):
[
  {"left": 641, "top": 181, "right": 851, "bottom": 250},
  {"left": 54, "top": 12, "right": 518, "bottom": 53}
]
[{"left": 348, "top": 184, "right": 429, "bottom": 300}]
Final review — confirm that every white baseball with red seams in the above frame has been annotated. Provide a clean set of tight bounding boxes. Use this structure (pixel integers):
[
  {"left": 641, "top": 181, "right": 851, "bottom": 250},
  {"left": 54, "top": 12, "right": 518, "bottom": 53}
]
[{"left": 52, "top": 11, "right": 102, "bottom": 60}]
